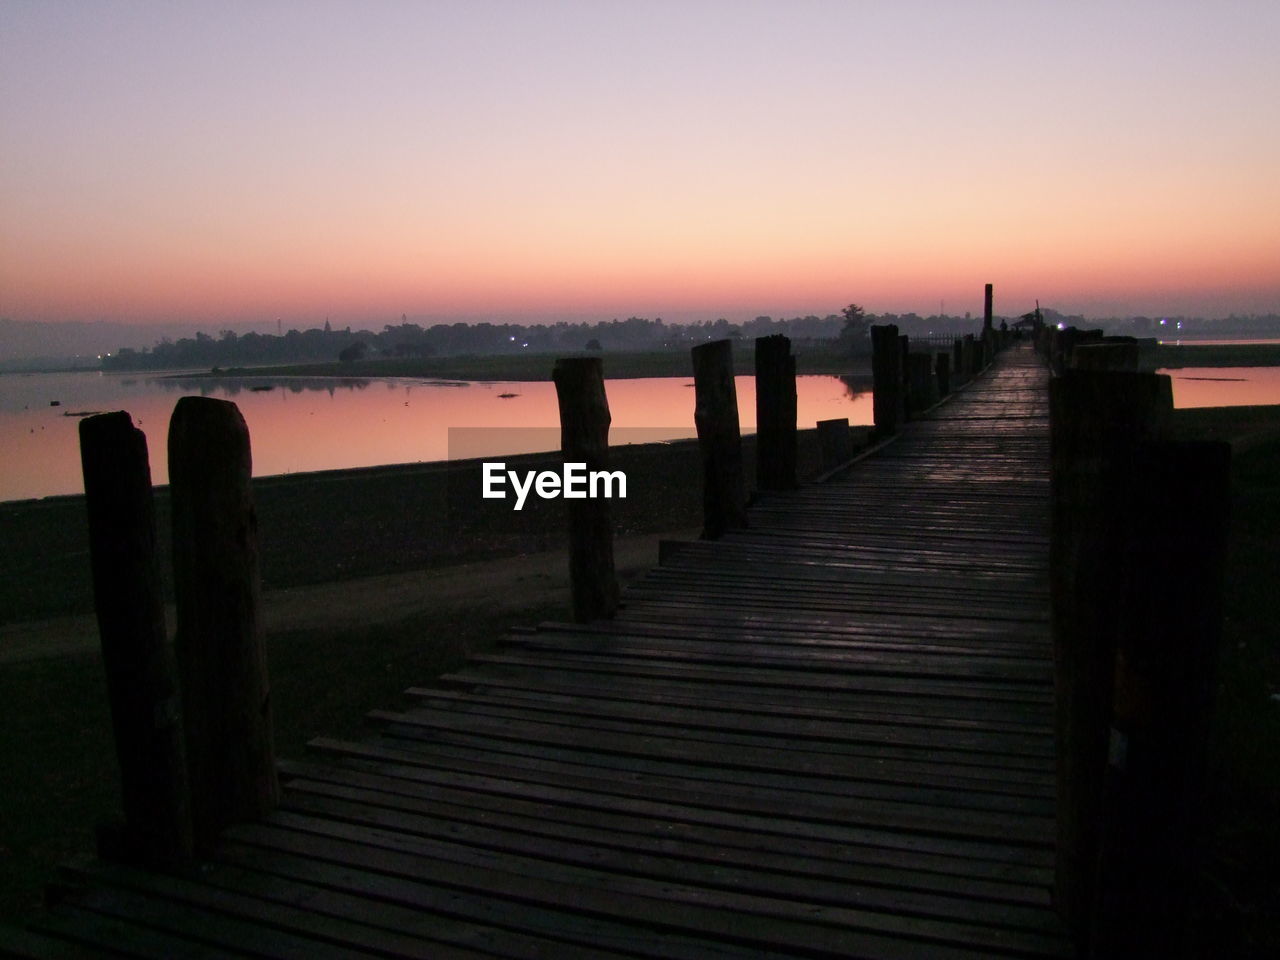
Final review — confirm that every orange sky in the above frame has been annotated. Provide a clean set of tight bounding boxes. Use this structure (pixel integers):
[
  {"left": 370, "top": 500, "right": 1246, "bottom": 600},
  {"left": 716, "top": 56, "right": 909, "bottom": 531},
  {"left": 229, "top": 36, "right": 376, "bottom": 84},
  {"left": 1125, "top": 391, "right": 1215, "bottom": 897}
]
[{"left": 3, "top": 2, "right": 1278, "bottom": 325}]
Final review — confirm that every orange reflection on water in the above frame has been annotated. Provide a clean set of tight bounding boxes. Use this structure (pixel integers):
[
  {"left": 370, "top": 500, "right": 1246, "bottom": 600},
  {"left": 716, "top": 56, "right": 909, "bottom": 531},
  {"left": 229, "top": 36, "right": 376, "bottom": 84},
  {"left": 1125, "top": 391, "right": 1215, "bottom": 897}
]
[
  {"left": 0, "top": 374, "right": 871, "bottom": 502},
  {"left": 1158, "top": 367, "right": 1280, "bottom": 409}
]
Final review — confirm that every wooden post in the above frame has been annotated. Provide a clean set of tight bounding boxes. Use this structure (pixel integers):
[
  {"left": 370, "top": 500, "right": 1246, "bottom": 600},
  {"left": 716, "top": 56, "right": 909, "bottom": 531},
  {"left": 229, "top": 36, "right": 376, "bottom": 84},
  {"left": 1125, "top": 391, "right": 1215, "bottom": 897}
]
[
  {"left": 899, "top": 335, "right": 912, "bottom": 418},
  {"left": 168, "top": 396, "right": 277, "bottom": 853},
  {"left": 1092, "top": 440, "right": 1230, "bottom": 957},
  {"left": 1070, "top": 341, "right": 1139, "bottom": 371},
  {"left": 906, "top": 352, "right": 935, "bottom": 413},
  {"left": 870, "top": 324, "right": 902, "bottom": 438},
  {"left": 692, "top": 339, "right": 747, "bottom": 539},
  {"left": 983, "top": 282, "right": 994, "bottom": 340},
  {"left": 79, "top": 412, "right": 193, "bottom": 868},
  {"left": 952, "top": 338, "right": 965, "bottom": 386},
  {"left": 935, "top": 352, "right": 951, "bottom": 397},
  {"left": 816, "top": 417, "right": 853, "bottom": 473},
  {"left": 552, "top": 357, "right": 619, "bottom": 622},
  {"left": 962, "top": 334, "right": 977, "bottom": 378},
  {"left": 754, "top": 334, "right": 797, "bottom": 491},
  {"left": 1048, "top": 370, "right": 1173, "bottom": 940}
]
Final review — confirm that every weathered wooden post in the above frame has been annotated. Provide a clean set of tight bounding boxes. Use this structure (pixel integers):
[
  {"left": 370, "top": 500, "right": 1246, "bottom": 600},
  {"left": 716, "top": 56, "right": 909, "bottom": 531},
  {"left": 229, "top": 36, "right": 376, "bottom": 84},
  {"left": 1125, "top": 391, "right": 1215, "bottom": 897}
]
[
  {"left": 906, "top": 352, "right": 935, "bottom": 413},
  {"left": 1092, "top": 440, "right": 1230, "bottom": 957},
  {"left": 962, "top": 334, "right": 977, "bottom": 378},
  {"left": 692, "top": 339, "right": 747, "bottom": 539},
  {"left": 1048, "top": 370, "right": 1173, "bottom": 939},
  {"left": 870, "top": 324, "right": 903, "bottom": 438},
  {"left": 983, "top": 282, "right": 994, "bottom": 340},
  {"left": 935, "top": 352, "right": 951, "bottom": 397},
  {"left": 168, "top": 396, "right": 277, "bottom": 853},
  {"left": 952, "top": 337, "right": 965, "bottom": 386},
  {"left": 754, "top": 333, "right": 797, "bottom": 491},
  {"left": 816, "top": 417, "right": 853, "bottom": 473},
  {"left": 899, "top": 335, "right": 912, "bottom": 418},
  {"left": 1070, "top": 340, "right": 1139, "bottom": 371},
  {"left": 552, "top": 357, "right": 619, "bottom": 622},
  {"left": 79, "top": 412, "right": 193, "bottom": 868}
]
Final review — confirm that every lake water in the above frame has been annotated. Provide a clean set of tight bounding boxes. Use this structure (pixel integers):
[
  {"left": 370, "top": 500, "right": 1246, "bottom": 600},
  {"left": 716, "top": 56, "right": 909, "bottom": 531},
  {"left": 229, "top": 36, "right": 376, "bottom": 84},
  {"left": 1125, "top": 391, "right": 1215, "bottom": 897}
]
[
  {"left": 1159, "top": 366, "right": 1280, "bottom": 409},
  {"left": 0, "top": 371, "right": 872, "bottom": 503}
]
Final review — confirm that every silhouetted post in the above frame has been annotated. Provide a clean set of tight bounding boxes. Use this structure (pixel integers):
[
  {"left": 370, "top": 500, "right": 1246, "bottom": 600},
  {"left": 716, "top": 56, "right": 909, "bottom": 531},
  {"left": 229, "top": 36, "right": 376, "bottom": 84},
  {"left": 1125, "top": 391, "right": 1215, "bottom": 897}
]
[
  {"left": 816, "top": 417, "right": 853, "bottom": 472},
  {"left": 869, "top": 325, "right": 903, "bottom": 437},
  {"left": 692, "top": 339, "right": 747, "bottom": 539},
  {"left": 935, "top": 352, "right": 951, "bottom": 397},
  {"left": 1092, "top": 440, "right": 1230, "bottom": 958},
  {"left": 1049, "top": 370, "right": 1173, "bottom": 940},
  {"left": 899, "top": 335, "right": 912, "bottom": 417},
  {"left": 962, "top": 334, "right": 977, "bottom": 377},
  {"left": 1071, "top": 339, "right": 1139, "bottom": 371},
  {"left": 79, "top": 412, "right": 193, "bottom": 868},
  {"left": 168, "top": 396, "right": 277, "bottom": 853},
  {"left": 754, "top": 334, "right": 797, "bottom": 491},
  {"left": 952, "top": 338, "right": 965, "bottom": 386},
  {"left": 983, "top": 283, "right": 993, "bottom": 340},
  {"left": 553, "top": 357, "right": 619, "bottom": 622}
]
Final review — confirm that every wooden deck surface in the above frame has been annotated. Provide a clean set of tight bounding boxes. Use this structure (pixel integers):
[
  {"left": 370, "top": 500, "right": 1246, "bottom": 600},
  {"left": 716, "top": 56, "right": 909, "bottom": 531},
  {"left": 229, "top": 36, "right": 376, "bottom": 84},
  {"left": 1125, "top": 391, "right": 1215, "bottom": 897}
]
[{"left": 10, "top": 344, "right": 1075, "bottom": 958}]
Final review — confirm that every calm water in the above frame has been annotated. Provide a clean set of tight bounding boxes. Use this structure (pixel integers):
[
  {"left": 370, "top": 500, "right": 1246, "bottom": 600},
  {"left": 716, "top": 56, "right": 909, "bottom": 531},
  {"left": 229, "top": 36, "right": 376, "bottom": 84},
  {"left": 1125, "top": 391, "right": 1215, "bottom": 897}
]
[
  {"left": 0, "top": 371, "right": 872, "bottom": 502},
  {"left": 1159, "top": 367, "right": 1280, "bottom": 409}
]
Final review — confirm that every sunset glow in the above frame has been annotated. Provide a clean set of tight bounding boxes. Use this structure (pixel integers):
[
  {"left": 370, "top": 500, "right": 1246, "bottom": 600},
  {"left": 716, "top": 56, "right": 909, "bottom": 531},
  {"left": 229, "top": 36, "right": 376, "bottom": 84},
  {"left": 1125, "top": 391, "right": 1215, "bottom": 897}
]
[{"left": 3, "top": 1, "right": 1278, "bottom": 326}]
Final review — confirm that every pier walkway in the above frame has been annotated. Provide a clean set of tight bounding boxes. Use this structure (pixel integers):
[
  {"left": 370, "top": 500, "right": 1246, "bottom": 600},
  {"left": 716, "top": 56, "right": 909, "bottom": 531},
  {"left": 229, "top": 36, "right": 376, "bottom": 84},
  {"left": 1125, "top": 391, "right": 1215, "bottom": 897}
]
[{"left": 12, "top": 345, "right": 1073, "bottom": 958}]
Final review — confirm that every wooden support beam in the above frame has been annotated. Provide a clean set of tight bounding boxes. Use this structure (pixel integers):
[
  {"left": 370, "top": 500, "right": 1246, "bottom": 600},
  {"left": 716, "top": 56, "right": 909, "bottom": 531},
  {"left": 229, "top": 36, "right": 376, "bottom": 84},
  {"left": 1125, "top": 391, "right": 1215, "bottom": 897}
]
[
  {"left": 816, "top": 417, "right": 853, "bottom": 473},
  {"left": 869, "top": 325, "right": 903, "bottom": 437},
  {"left": 168, "top": 396, "right": 278, "bottom": 853},
  {"left": 1092, "top": 440, "right": 1230, "bottom": 957},
  {"left": 691, "top": 339, "right": 747, "bottom": 539},
  {"left": 1048, "top": 370, "right": 1173, "bottom": 940},
  {"left": 552, "top": 357, "right": 619, "bottom": 622},
  {"left": 78, "top": 411, "right": 193, "bottom": 868},
  {"left": 754, "top": 334, "right": 797, "bottom": 491},
  {"left": 935, "top": 352, "right": 951, "bottom": 397}
]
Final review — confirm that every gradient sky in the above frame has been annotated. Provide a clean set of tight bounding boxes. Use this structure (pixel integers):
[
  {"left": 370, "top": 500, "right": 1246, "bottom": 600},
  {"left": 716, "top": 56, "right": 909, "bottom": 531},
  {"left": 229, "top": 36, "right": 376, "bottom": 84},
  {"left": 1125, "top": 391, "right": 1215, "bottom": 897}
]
[{"left": 2, "top": 0, "right": 1278, "bottom": 327}]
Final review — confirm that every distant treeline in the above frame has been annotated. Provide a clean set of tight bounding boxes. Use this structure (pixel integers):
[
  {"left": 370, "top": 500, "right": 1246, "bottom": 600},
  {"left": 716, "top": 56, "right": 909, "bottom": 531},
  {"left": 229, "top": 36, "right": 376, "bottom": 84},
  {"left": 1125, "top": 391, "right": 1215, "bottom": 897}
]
[
  {"left": 96, "top": 308, "right": 1280, "bottom": 372},
  {"left": 98, "top": 312, "right": 979, "bottom": 371}
]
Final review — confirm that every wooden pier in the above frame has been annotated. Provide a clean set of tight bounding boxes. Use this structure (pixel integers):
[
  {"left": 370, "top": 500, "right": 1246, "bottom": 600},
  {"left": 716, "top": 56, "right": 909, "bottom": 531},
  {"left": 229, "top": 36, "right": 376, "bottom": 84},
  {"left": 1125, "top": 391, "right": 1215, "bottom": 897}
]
[{"left": 10, "top": 345, "right": 1075, "bottom": 958}]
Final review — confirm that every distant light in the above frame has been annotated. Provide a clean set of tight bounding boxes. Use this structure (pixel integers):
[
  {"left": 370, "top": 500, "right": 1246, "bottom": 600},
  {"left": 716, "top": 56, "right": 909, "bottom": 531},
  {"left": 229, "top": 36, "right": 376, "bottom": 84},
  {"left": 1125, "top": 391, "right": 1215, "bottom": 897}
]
[
  {"left": 1176, "top": 321, "right": 1182, "bottom": 330},
  {"left": 1056, "top": 322, "right": 1066, "bottom": 331},
  {"left": 1160, "top": 319, "right": 1167, "bottom": 325},
  {"left": 509, "top": 336, "right": 515, "bottom": 341},
  {"left": 521, "top": 342, "right": 529, "bottom": 348}
]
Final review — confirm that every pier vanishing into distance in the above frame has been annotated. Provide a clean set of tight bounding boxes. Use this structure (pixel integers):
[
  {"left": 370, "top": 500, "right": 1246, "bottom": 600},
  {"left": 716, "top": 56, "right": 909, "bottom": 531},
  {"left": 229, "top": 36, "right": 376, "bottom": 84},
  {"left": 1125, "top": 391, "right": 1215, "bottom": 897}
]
[
  {"left": 10, "top": 326, "right": 1224, "bottom": 958},
  {"left": 8, "top": 342, "right": 1074, "bottom": 958}
]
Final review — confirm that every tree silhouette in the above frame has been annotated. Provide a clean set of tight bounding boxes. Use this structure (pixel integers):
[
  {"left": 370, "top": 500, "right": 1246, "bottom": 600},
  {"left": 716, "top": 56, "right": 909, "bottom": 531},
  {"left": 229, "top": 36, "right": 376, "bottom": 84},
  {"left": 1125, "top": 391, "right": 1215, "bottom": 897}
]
[{"left": 839, "top": 304, "right": 870, "bottom": 356}]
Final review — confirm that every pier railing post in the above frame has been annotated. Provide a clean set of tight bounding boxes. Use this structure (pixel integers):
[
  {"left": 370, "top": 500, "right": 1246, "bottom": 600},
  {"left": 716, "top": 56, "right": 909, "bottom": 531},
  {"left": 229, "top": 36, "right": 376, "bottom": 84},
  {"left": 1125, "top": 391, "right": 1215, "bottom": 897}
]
[
  {"left": 899, "top": 336, "right": 912, "bottom": 416},
  {"left": 692, "top": 339, "right": 747, "bottom": 539},
  {"left": 906, "top": 352, "right": 936, "bottom": 413},
  {"left": 962, "top": 334, "right": 977, "bottom": 378},
  {"left": 1070, "top": 338, "right": 1139, "bottom": 372},
  {"left": 869, "top": 324, "right": 903, "bottom": 437},
  {"left": 1092, "top": 440, "right": 1230, "bottom": 957},
  {"left": 754, "top": 333, "right": 797, "bottom": 491},
  {"left": 952, "top": 338, "right": 965, "bottom": 386},
  {"left": 553, "top": 357, "right": 619, "bottom": 622},
  {"left": 983, "top": 282, "right": 994, "bottom": 341},
  {"left": 935, "top": 352, "right": 951, "bottom": 397},
  {"left": 168, "top": 396, "right": 278, "bottom": 853},
  {"left": 79, "top": 411, "right": 193, "bottom": 868},
  {"left": 816, "top": 417, "right": 853, "bottom": 473},
  {"left": 1048, "top": 370, "right": 1172, "bottom": 940}
]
